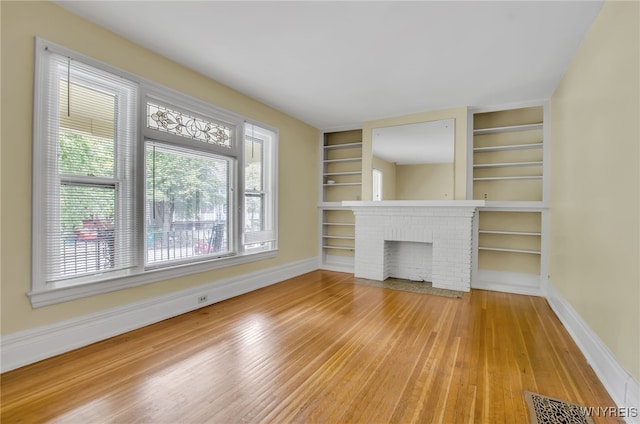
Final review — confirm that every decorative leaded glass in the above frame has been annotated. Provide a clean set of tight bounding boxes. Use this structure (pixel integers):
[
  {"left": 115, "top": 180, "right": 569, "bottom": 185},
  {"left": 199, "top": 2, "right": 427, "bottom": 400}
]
[{"left": 147, "top": 102, "right": 232, "bottom": 148}]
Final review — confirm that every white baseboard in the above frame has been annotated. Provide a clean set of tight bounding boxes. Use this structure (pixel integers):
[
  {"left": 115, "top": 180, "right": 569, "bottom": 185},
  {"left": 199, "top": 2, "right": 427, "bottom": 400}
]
[
  {"left": 545, "top": 279, "right": 640, "bottom": 422},
  {"left": 1, "top": 257, "right": 318, "bottom": 373},
  {"left": 472, "top": 269, "right": 542, "bottom": 296}
]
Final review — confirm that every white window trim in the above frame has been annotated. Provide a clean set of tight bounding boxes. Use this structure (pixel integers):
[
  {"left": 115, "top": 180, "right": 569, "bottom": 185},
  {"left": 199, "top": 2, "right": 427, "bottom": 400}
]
[
  {"left": 30, "top": 38, "right": 278, "bottom": 308},
  {"left": 372, "top": 168, "right": 383, "bottom": 201},
  {"left": 28, "top": 250, "right": 278, "bottom": 308},
  {"left": 241, "top": 123, "right": 278, "bottom": 252}
]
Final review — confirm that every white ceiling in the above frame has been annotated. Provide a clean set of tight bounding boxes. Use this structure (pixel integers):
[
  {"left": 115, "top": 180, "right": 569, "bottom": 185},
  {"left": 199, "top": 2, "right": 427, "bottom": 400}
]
[{"left": 55, "top": 1, "right": 603, "bottom": 130}]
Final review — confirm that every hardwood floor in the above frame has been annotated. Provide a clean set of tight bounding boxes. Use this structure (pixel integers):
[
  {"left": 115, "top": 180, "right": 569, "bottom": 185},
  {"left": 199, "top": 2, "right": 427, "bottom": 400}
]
[{"left": 1, "top": 271, "right": 620, "bottom": 423}]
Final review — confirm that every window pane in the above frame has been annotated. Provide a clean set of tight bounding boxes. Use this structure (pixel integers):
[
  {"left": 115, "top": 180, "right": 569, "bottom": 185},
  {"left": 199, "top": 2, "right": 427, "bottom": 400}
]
[
  {"left": 243, "top": 123, "right": 276, "bottom": 249},
  {"left": 147, "top": 103, "right": 232, "bottom": 148},
  {"left": 244, "top": 135, "right": 263, "bottom": 236},
  {"left": 59, "top": 131, "right": 115, "bottom": 177},
  {"left": 58, "top": 81, "right": 115, "bottom": 177},
  {"left": 37, "top": 49, "right": 139, "bottom": 288},
  {"left": 244, "top": 194, "right": 263, "bottom": 232},
  {"left": 50, "top": 184, "right": 116, "bottom": 280},
  {"left": 244, "top": 136, "right": 263, "bottom": 192},
  {"left": 146, "top": 143, "right": 230, "bottom": 265}
]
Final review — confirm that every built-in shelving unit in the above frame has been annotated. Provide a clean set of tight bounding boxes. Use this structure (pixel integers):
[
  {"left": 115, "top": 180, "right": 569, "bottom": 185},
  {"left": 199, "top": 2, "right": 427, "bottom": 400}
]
[
  {"left": 319, "top": 129, "right": 363, "bottom": 272},
  {"left": 471, "top": 104, "right": 547, "bottom": 294},
  {"left": 472, "top": 107, "right": 544, "bottom": 202},
  {"left": 476, "top": 207, "right": 543, "bottom": 274}
]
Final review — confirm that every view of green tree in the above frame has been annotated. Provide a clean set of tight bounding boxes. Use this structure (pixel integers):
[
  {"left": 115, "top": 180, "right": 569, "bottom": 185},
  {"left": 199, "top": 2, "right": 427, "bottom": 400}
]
[
  {"left": 59, "top": 131, "right": 116, "bottom": 235},
  {"left": 145, "top": 145, "right": 228, "bottom": 233},
  {"left": 58, "top": 132, "right": 259, "bottom": 244},
  {"left": 59, "top": 132, "right": 114, "bottom": 177}
]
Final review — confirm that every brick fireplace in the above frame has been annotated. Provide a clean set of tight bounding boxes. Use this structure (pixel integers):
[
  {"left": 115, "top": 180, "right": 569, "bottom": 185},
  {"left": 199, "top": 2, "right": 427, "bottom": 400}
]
[{"left": 344, "top": 201, "right": 484, "bottom": 292}]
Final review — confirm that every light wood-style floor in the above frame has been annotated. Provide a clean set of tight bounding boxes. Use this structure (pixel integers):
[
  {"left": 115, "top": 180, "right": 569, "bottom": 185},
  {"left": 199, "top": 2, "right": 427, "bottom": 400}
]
[{"left": 1, "top": 271, "right": 620, "bottom": 423}]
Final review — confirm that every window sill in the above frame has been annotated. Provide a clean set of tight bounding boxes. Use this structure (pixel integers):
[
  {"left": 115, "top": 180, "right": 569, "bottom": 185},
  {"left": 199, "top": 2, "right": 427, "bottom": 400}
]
[{"left": 28, "top": 249, "right": 278, "bottom": 308}]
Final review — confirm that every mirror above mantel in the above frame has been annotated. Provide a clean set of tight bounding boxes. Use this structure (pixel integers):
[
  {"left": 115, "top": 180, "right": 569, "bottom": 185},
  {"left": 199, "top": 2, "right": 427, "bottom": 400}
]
[
  {"left": 361, "top": 107, "right": 469, "bottom": 201},
  {"left": 372, "top": 119, "right": 455, "bottom": 200}
]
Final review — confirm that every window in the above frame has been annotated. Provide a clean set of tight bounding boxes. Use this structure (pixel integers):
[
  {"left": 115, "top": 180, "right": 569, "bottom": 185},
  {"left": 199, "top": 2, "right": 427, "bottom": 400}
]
[
  {"left": 145, "top": 142, "right": 232, "bottom": 266},
  {"left": 372, "top": 169, "right": 383, "bottom": 201},
  {"left": 31, "top": 39, "right": 278, "bottom": 306},
  {"left": 32, "top": 44, "right": 138, "bottom": 288},
  {"left": 243, "top": 123, "right": 277, "bottom": 250}
]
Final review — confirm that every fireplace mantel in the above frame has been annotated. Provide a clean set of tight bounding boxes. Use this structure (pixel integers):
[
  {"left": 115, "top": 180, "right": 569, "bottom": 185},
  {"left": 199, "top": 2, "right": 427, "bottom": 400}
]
[
  {"left": 343, "top": 200, "right": 486, "bottom": 208},
  {"left": 343, "top": 200, "right": 485, "bottom": 292}
]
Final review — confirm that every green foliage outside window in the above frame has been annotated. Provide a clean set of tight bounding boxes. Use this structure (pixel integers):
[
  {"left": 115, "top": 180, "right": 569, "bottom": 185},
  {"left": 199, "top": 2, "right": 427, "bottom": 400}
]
[{"left": 59, "top": 132, "right": 116, "bottom": 235}]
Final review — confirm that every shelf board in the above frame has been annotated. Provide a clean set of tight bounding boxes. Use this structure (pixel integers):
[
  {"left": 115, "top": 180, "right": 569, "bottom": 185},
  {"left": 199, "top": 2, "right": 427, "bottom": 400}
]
[
  {"left": 473, "top": 143, "right": 543, "bottom": 153},
  {"left": 479, "top": 230, "right": 541, "bottom": 236},
  {"left": 473, "top": 176, "right": 542, "bottom": 181},
  {"left": 322, "top": 245, "right": 355, "bottom": 251},
  {"left": 323, "top": 158, "right": 362, "bottom": 164},
  {"left": 324, "top": 182, "right": 362, "bottom": 186},
  {"left": 323, "top": 222, "right": 355, "bottom": 226},
  {"left": 473, "top": 123, "right": 543, "bottom": 135},
  {"left": 479, "top": 201, "right": 548, "bottom": 211},
  {"left": 324, "top": 142, "right": 362, "bottom": 150},
  {"left": 322, "top": 235, "right": 355, "bottom": 240},
  {"left": 473, "top": 161, "right": 543, "bottom": 169},
  {"left": 323, "top": 171, "right": 362, "bottom": 176},
  {"left": 318, "top": 202, "right": 353, "bottom": 209},
  {"left": 479, "top": 246, "right": 541, "bottom": 254}
]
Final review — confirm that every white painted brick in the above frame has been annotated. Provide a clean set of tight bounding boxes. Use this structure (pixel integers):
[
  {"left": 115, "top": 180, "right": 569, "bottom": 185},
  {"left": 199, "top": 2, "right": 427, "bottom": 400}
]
[{"left": 351, "top": 205, "right": 479, "bottom": 292}]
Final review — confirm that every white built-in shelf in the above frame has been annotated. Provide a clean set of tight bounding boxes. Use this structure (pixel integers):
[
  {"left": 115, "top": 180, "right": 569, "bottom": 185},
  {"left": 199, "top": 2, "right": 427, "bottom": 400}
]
[
  {"left": 478, "top": 246, "right": 541, "bottom": 254},
  {"left": 479, "top": 230, "right": 541, "bottom": 236},
  {"left": 479, "top": 201, "right": 548, "bottom": 211},
  {"left": 473, "top": 142, "right": 543, "bottom": 153},
  {"left": 318, "top": 202, "right": 351, "bottom": 208},
  {"left": 473, "top": 123, "right": 543, "bottom": 135},
  {"left": 322, "top": 245, "right": 355, "bottom": 251},
  {"left": 323, "top": 142, "right": 363, "bottom": 150},
  {"left": 323, "top": 182, "right": 362, "bottom": 186},
  {"left": 323, "top": 171, "right": 362, "bottom": 176},
  {"left": 321, "top": 130, "right": 362, "bottom": 262},
  {"left": 323, "top": 158, "right": 362, "bottom": 164},
  {"left": 473, "top": 161, "right": 543, "bottom": 169},
  {"left": 473, "top": 176, "right": 542, "bottom": 181}
]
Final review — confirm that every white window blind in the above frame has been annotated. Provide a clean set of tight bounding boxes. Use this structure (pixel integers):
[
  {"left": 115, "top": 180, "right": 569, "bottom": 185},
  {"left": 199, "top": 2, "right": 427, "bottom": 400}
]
[{"left": 35, "top": 47, "right": 138, "bottom": 285}]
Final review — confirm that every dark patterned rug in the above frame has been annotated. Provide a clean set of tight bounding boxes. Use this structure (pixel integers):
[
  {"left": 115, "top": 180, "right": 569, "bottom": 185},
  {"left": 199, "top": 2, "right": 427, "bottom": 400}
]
[
  {"left": 353, "top": 277, "right": 463, "bottom": 299},
  {"left": 524, "top": 391, "right": 594, "bottom": 424}
]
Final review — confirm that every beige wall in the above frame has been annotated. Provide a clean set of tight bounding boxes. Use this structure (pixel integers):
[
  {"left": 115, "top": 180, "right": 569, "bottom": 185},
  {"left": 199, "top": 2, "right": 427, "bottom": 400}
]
[
  {"left": 549, "top": 0, "right": 639, "bottom": 380},
  {"left": 396, "top": 163, "right": 454, "bottom": 200},
  {"left": 362, "top": 107, "right": 468, "bottom": 201},
  {"left": 0, "top": 1, "right": 319, "bottom": 334},
  {"left": 371, "top": 155, "right": 396, "bottom": 200},
  {"left": 371, "top": 157, "right": 454, "bottom": 201}
]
